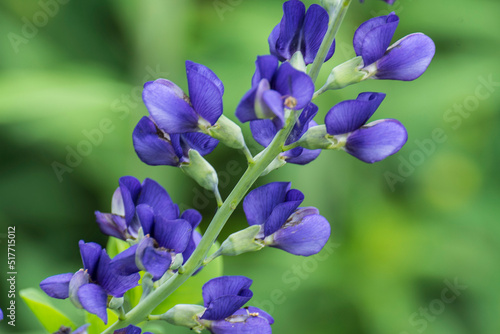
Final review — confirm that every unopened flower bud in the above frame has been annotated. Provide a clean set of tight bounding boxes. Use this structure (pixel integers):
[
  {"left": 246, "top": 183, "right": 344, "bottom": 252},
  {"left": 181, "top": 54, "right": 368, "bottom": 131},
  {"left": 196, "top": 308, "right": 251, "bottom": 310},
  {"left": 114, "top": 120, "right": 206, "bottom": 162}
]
[
  {"left": 180, "top": 150, "right": 219, "bottom": 192},
  {"left": 108, "top": 297, "right": 124, "bottom": 310}
]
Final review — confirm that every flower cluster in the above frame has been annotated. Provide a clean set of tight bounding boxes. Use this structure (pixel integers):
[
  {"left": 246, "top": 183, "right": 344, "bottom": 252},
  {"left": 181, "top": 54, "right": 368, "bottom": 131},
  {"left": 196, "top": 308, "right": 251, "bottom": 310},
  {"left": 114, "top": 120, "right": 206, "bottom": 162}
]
[{"left": 35, "top": 0, "right": 435, "bottom": 334}]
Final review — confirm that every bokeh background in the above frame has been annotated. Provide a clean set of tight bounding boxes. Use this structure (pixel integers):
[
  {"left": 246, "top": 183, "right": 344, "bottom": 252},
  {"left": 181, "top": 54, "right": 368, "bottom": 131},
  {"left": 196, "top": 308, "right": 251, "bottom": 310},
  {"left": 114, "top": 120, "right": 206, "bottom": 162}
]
[{"left": 1, "top": 0, "right": 499, "bottom": 333}]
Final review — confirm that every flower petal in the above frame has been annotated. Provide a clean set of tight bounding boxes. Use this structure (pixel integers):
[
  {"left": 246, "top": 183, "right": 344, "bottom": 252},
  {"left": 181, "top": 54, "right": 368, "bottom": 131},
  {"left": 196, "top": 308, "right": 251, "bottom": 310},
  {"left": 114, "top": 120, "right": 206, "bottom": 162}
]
[
  {"left": 250, "top": 119, "right": 277, "bottom": 147},
  {"left": 78, "top": 283, "right": 108, "bottom": 324},
  {"left": 275, "top": 0, "right": 306, "bottom": 61},
  {"left": 374, "top": 33, "right": 436, "bottom": 81},
  {"left": 201, "top": 294, "right": 253, "bottom": 321},
  {"left": 181, "top": 209, "right": 203, "bottom": 229},
  {"left": 209, "top": 313, "right": 272, "bottom": 334},
  {"left": 354, "top": 13, "right": 399, "bottom": 66},
  {"left": 235, "top": 86, "right": 259, "bottom": 123},
  {"left": 137, "top": 178, "right": 179, "bottom": 220},
  {"left": 40, "top": 273, "right": 73, "bottom": 299},
  {"left": 118, "top": 176, "right": 142, "bottom": 226},
  {"left": 136, "top": 237, "right": 172, "bottom": 281},
  {"left": 143, "top": 79, "right": 199, "bottom": 133},
  {"left": 286, "top": 103, "right": 318, "bottom": 145},
  {"left": 69, "top": 269, "right": 91, "bottom": 308},
  {"left": 243, "top": 182, "right": 291, "bottom": 227},
  {"left": 325, "top": 92, "right": 386, "bottom": 135},
  {"left": 345, "top": 119, "right": 408, "bottom": 163},
  {"left": 136, "top": 204, "right": 155, "bottom": 236},
  {"left": 181, "top": 132, "right": 219, "bottom": 157},
  {"left": 153, "top": 217, "right": 192, "bottom": 253},
  {"left": 132, "top": 117, "right": 180, "bottom": 166},
  {"left": 109, "top": 245, "right": 139, "bottom": 276},
  {"left": 271, "top": 213, "right": 331, "bottom": 256},
  {"left": 263, "top": 189, "right": 304, "bottom": 237},
  {"left": 251, "top": 55, "right": 279, "bottom": 87},
  {"left": 186, "top": 61, "right": 224, "bottom": 125},
  {"left": 284, "top": 148, "right": 321, "bottom": 165},
  {"left": 272, "top": 62, "right": 314, "bottom": 110},
  {"left": 202, "top": 276, "right": 253, "bottom": 307},
  {"left": 301, "top": 4, "right": 330, "bottom": 64},
  {"left": 113, "top": 325, "right": 144, "bottom": 334},
  {"left": 95, "top": 212, "right": 128, "bottom": 240},
  {"left": 79, "top": 241, "right": 102, "bottom": 279},
  {"left": 95, "top": 250, "right": 140, "bottom": 297},
  {"left": 182, "top": 230, "right": 202, "bottom": 268}
]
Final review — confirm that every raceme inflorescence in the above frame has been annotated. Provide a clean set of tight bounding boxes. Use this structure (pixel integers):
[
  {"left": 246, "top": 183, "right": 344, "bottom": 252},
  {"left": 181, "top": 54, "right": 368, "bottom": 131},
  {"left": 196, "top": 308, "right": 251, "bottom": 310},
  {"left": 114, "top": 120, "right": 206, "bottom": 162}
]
[{"left": 30, "top": 0, "right": 435, "bottom": 333}]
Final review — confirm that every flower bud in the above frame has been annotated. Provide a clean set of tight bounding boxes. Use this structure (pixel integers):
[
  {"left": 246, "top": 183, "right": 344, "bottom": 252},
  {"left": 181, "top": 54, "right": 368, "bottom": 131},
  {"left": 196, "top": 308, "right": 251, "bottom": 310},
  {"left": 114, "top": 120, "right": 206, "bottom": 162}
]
[
  {"left": 207, "top": 115, "right": 247, "bottom": 150},
  {"left": 324, "top": 56, "right": 367, "bottom": 90},
  {"left": 260, "top": 156, "right": 287, "bottom": 176},
  {"left": 161, "top": 304, "right": 205, "bottom": 330},
  {"left": 218, "top": 225, "right": 265, "bottom": 257},
  {"left": 180, "top": 149, "right": 219, "bottom": 192}
]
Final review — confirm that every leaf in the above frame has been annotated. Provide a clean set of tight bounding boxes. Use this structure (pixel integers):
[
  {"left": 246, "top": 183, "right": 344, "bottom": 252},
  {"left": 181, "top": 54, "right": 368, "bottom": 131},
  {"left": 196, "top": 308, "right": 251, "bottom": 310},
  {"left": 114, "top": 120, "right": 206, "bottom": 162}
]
[{"left": 20, "top": 288, "right": 75, "bottom": 333}]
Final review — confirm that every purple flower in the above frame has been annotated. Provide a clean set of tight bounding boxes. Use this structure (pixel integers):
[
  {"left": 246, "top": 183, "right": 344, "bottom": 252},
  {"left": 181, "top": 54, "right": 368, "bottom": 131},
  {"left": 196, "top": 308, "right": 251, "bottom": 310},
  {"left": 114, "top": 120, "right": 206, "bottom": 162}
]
[
  {"left": 53, "top": 325, "right": 90, "bottom": 334},
  {"left": 206, "top": 307, "right": 274, "bottom": 334},
  {"left": 235, "top": 55, "right": 314, "bottom": 129},
  {"left": 354, "top": 13, "right": 435, "bottom": 81},
  {"left": 250, "top": 103, "right": 321, "bottom": 165},
  {"left": 142, "top": 61, "right": 224, "bottom": 134},
  {"left": 243, "top": 182, "right": 330, "bottom": 256},
  {"left": 111, "top": 208, "right": 202, "bottom": 281},
  {"left": 200, "top": 276, "right": 253, "bottom": 321},
  {"left": 40, "top": 241, "right": 140, "bottom": 324},
  {"left": 132, "top": 116, "right": 218, "bottom": 167},
  {"left": 0, "top": 308, "right": 3, "bottom": 322},
  {"left": 324, "top": 92, "right": 408, "bottom": 163},
  {"left": 94, "top": 176, "right": 180, "bottom": 240},
  {"left": 113, "top": 325, "right": 152, "bottom": 334},
  {"left": 196, "top": 276, "right": 274, "bottom": 333},
  {"left": 268, "top": 0, "right": 335, "bottom": 64}
]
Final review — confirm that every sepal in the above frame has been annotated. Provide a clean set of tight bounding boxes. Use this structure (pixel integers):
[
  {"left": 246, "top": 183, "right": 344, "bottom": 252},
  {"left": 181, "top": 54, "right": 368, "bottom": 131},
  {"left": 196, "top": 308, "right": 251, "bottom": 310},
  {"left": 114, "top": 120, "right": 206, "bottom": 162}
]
[
  {"left": 295, "top": 125, "right": 344, "bottom": 150},
  {"left": 218, "top": 225, "right": 265, "bottom": 257},
  {"left": 324, "top": 57, "right": 367, "bottom": 90},
  {"left": 161, "top": 304, "right": 205, "bottom": 331},
  {"left": 207, "top": 115, "right": 247, "bottom": 150},
  {"left": 180, "top": 150, "right": 219, "bottom": 192}
]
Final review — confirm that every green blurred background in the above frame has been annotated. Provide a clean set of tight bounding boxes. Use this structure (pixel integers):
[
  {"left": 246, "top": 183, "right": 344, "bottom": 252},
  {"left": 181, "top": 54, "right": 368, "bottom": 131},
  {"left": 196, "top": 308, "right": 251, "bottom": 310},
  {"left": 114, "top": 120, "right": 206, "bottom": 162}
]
[{"left": 1, "top": 0, "right": 499, "bottom": 333}]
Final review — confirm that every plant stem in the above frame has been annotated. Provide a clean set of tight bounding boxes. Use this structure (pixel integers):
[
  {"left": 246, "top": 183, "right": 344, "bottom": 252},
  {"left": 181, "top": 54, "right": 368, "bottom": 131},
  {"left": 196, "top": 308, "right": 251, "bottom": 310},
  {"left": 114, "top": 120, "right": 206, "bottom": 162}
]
[
  {"left": 100, "top": 114, "right": 298, "bottom": 334},
  {"left": 308, "top": 0, "right": 352, "bottom": 84}
]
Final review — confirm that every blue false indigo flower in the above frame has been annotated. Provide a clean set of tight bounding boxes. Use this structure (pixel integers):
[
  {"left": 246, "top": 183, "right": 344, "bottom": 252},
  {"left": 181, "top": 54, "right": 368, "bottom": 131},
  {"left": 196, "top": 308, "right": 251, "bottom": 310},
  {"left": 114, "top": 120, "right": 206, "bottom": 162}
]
[
  {"left": 40, "top": 241, "right": 140, "bottom": 324},
  {"left": 243, "top": 182, "right": 331, "bottom": 256},
  {"left": 133, "top": 116, "right": 218, "bottom": 167},
  {"left": 113, "top": 325, "right": 152, "bottom": 334},
  {"left": 354, "top": 13, "right": 435, "bottom": 81},
  {"left": 95, "top": 176, "right": 180, "bottom": 240},
  {"left": 53, "top": 325, "right": 90, "bottom": 334},
  {"left": 235, "top": 55, "right": 314, "bottom": 129},
  {"left": 324, "top": 92, "right": 407, "bottom": 163},
  {"left": 205, "top": 306, "right": 274, "bottom": 334},
  {"left": 142, "top": 61, "right": 224, "bottom": 134},
  {"left": 200, "top": 276, "right": 254, "bottom": 321},
  {"left": 0, "top": 308, "right": 3, "bottom": 321},
  {"left": 269, "top": 0, "right": 335, "bottom": 65},
  {"left": 251, "top": 102, "right": 321, "bottom": 166},
  {"left": 112, "top": 208, "right": 201, "bottom": 281}
]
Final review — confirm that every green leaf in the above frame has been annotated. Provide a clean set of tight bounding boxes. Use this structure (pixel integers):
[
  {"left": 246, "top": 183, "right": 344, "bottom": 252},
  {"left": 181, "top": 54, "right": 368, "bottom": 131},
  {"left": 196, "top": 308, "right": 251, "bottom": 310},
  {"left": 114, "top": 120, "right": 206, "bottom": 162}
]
[{"left": 20, "top": 288, "right": 75, "bottom": 333}]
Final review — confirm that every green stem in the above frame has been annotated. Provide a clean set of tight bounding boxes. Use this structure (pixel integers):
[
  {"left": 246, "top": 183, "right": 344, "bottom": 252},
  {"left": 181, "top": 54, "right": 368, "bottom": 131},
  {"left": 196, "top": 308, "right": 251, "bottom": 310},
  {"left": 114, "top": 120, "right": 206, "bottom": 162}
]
[
  {"left": 241, "top": 145, "right": 255, "bottom": 164},
  {"left": 308, "top": 0, "right": 352, "bottom": 84},
  {"left": 100, "top": 114, "right": 298, "bottom": 334},
  {"left": 214, "top": 187, "right": 224, "bottom": 208}
]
